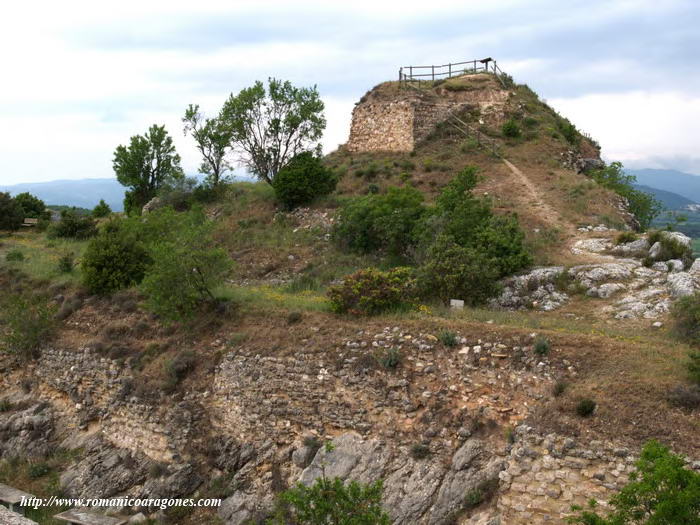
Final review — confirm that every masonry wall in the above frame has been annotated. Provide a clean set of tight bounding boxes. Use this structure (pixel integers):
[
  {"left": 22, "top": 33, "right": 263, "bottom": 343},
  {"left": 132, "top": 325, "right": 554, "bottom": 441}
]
[{"left": 346, "top": 99, "right": 415, "bottom": 152}]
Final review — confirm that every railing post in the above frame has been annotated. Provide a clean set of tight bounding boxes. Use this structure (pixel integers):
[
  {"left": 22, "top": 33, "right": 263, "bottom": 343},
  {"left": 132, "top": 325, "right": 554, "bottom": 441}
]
[
  {"left": 409, "top": 65, "right": 413, "bottom": 80},
  {"left": 432, "top": 65, "right": 435, "bottom": 81},
  {"left": 449, "top": 63, "right": 452, "bottom": 78}
]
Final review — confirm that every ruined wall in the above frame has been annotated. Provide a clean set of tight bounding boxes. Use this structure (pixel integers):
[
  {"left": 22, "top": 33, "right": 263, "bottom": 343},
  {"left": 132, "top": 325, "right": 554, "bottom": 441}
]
[{"left": 346, "top": 99, "right": 415, "bottom": 152}]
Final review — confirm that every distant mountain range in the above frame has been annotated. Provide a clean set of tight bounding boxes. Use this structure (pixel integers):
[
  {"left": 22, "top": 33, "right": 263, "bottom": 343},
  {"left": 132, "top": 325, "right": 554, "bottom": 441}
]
[
  {"left": 633, "top": 184, "right": 697, "bottom": 209},
  {"left": 628, "top": 168, "right": 700, "bottom": 204},
  {"left": 0, "top": 178, "right": 125, "bottom": 211}
]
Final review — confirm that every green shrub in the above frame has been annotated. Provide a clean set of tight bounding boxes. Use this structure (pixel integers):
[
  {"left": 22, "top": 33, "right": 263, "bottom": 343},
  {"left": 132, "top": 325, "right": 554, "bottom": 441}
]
[
  {"left": 667, "top": 384, "right": 700, "bottom": 410},
  {"left": 588, "top": 163, "right": 662, "bottom": 231},
  {"left": 688, "top": 351, "right": 700, "bottom": 385},
  {"left": 28, "top": 462, "right": 51, "bottom": 479},
  {"left": 647, "top": 230, "right": 693, "bottom": 266},
  {"left": 1, "top": 293, "right": 56, "bottom": 360},
  {"left": 0, "top": 192, "right": 24, "bottom": 231},
  {"left": 47, "top": 209, "right": 97, "bottom": 239},
  {"left": 410, "top": 443, "right": 430, "bottom": 460},
  {"left": 273, "top": 151, "right": 337, "bottom": 210},
  {"left": 57, "top": 253, "right": 74, "bottom": 273},
  {"left": 502, "top": 118, "right": 521, "bottom": 138},
  {"left": 5, "top": 249, "right": 24, "bottom": 262},
  {"left": 92, "top": 199, "right": 112, "bottom": 218},
  {"left": 615, "top": 231, "right": 638, "bottom": 245},
  {"left": 576, "top": 398, "right": 596, "bottom": 417},
  {"left": 81, "top": 219, "right": 151, "bottom": 294},
  {"left": 438, "top": 330, "right": 458, "bottom": 347},
  {"left": 417, "top": 235, "right": 501, "bottom": 306},
  {"left": 377, "top": 347, "right": 401, "bottom": 369},
  {"left": 671, "top": 292, "right": 700, "bottom": 348},
  {"left": 270, "top": 477, "right": 390, "bottom": 525},
  {"left": 332, "top": 187, "right": 426, "bottom": 257},
  {"left": 557, "top": 118, "right": 580, "bottom": 145},
  {"left": 534, "top": 336, "right": 550, "bottom": 356},
  {"left": 553, "top": 381, "right": 568, "bottom": 397},
  {"left": 13, "top": 192, "right": 50, "bottom": 221},
  {"left": 568, "top": 440, "right": 700, "bottom": 524},
  {"left": 327, "top": 267, "right": 417, "bottom": 316},
  {"left": 140, "top": 210, "right": 232, "bottom": 321}
]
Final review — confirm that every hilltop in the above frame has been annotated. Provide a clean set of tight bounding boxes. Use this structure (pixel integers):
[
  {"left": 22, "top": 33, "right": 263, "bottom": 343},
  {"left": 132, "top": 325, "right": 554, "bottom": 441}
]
[{"left": 1, "top": 66, "right": 699, "bottom": 525}]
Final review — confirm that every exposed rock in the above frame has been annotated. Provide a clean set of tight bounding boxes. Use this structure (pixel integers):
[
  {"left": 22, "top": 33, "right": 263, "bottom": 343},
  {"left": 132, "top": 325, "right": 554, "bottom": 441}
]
[
  {"left": 0, "top": 506, "right": 38, "bottom": 525},
  {"left": 649, "top": 241, "right": 662, "bottom": 260},
  {"left": 0, "top": 402, "right": 55, "bottom": 459},
  {"left": 141, "top": 197, "right": 163, "bottom": 214},
  {"left": 667, "top": 272, "right": 697, "bottom": 298},
  {"left": 610, "top": 238, "right": 649, "bottom": 258}
]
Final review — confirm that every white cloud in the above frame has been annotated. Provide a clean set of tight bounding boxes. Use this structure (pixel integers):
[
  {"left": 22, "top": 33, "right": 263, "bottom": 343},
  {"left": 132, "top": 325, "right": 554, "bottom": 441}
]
[{"left": 550, "top": 91, "right": 700, "bottom": 172}]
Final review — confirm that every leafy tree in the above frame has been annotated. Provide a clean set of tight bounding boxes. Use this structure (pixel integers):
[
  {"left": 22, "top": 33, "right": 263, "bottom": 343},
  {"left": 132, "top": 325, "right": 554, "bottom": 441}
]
[
  {"left": 0, "top": 192, "right": 23, "bottom": 230},
  {"left": 113, "top": 124, "right": 184, "bottom": 214},
  {"left": 81, "top": 219, "right": 151, "bottom": 294},
  {"left": 92, "top": 199, "right": 112, "bottom": 218},
  {"left": 139, "top": 209, "right": 232, "bottom": 321},
  {"left": 273, "top": 151, "right": 337, "bottom": 209},
  {"left": 588, "top": 162, "right": 662, "bottom": 231},
  {"left": 568, "top": 440, "right": 700, "bottom": 524},
  {"left": 271, "top": 478, "right": 390, "bottom": 525},
  {"left": 221, "top": 78, "right": 325, "bottom": 184},
  {"left": 183, "top": 104, "right": 234, "bottom": 187},
  {"left": 14, "top": 192, "right": 49, "bottom": 220}
]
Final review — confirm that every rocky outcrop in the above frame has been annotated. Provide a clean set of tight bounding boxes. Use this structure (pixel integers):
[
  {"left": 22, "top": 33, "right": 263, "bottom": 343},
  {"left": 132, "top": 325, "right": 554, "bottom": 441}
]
[
  {"left": 0, "top": 507, "right": 38, "bottom": 525},
  {"left": 0, "top": 402, "right": 55, "bottom": 459}
]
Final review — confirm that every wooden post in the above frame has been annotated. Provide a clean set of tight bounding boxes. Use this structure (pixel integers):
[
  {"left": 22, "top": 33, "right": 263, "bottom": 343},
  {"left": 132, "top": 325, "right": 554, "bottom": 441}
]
[
  {"left": 449, "top": 63, "right": 452, "bottom": 78},
  {"left": 409, "top": 66, "right": 413, "bottom": 80},
  {"left": 432, "top": 65, "right": 435, "bottom": 81}
]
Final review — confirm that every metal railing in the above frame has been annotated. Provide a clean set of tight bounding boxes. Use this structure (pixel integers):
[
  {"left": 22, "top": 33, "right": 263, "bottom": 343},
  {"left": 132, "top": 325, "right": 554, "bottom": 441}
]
[
  {"left": 445, "top": 110, "right": 500, "bottom": 157},
  {"left": 399, "top": 57, "right": 508, "bottom": 89}
]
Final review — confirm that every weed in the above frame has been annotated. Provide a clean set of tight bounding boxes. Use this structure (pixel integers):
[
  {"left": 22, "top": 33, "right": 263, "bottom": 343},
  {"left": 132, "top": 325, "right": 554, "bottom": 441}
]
[
  {"left": 377, "top": 347, "right": 401, "bottom": 370},
  {"left": 616, "top": 231, "right": 638, "bottom": 245},
  {"left": 5, "top": 249, "right": 24, "bottom": 262},
  {"left": 552, "top": 380, "right": 568, "bottom": 397},
  {"left": 534, "top": 336, "right": 550, "bottom": 356},
  {"left": 410, "top": 443, "right": 430, "bottom": 460},
  {"left": 576, "top": 398, "right": 596, "bottom": 417},
  {"left": 438, "top": 330, "right": 458, "bottom": 347}
]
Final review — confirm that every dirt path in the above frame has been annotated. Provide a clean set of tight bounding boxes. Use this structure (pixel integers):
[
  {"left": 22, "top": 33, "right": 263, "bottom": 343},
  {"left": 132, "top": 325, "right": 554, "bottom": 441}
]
[{"left": 501, "top": 158, "right": 613, "bottom": 264}]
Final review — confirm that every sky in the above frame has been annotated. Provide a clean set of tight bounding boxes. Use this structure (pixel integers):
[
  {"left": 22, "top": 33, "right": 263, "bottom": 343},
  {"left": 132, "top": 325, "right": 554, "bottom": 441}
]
[{"left": 0, "top": 0, "right": 698, "bottom": 185}]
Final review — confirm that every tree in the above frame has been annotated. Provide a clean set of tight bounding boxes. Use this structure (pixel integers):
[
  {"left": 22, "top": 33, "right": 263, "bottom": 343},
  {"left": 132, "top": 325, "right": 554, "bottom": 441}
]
[
  {"left": 139, "top": 209, "right": 232, "bottom": 321},
  {"left": 14, "top": 192, "right": 49, "bottom": 220},
  {"left": 0, "top": 192, "right": 23, "bottom": 230},
  {"left": 92, "top": 199, "right": 112, "bottom": 218},
  {"left": 221, "top": 78, "right": 325, "bottom": 184},
  {"left": 588, "top": 162, "right": 662, "bottom": 231},
  {"left": 272, "top": 151, "right": 337, "bottom": 209},
  {"left": 113, "top": 124, "right": 184, "bottom": 214},
  {"left": 183, "top": 104, "right": 234, "bottom": 187},
  {"left": 569, "top": 440, "right": 700, "bottom": 525}
]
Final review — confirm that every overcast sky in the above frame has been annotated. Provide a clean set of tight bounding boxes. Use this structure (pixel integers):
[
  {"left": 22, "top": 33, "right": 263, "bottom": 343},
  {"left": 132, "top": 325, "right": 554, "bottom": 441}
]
[{"left": 1, "top": 0, "right": 698, "bottom": 185}]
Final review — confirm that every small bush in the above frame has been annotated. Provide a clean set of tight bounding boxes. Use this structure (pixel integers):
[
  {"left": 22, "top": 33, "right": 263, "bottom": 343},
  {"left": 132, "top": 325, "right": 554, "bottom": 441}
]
[
  {"left": 377, "top": 347, "right": 401, "bottom": 369},
  {"left": 5, "top": 249, "right": 24, "bottom": 262},
  {"left": 287, "top": 311, "right": 303, "bottom": 325},
  {"left": 553, "top": 380, "right": 568, "bottom": 397},
  {"left": 667, "top": 384, "right": 700, "bottom": 410},
  {"left": 671, "top": 293, "right": 700, "bottom": 347},
  {"left": 464, "top": 479, "right": 498, "bottom": 510},
  {"left": 410, "top": 443, "right": 430, "bottom": 460},
  {"left": 438, "top": 330, "right": 458, "bottom": 347},
  {"left": 417, "top": 235, "right": 501, "bottom": 306},
  {"left": 57, "top": 252, "right": 74, "bottom": 273},
  {"left": 163, "top": 351, "right": 196, "bottom": 391},
  {"left": 647, "top": 231, "right": 693, "bottom": 266},
  {"left": 28, "top": 462, "right": 51, "bottom": 479},
  {"left": 1, "top": 293, "right": 56, "bottom": 360},
  {"left": 273, "top": 152, "right": 337, "bottom": 210},
  {"left": 615, "top": 231, "right": 638, "bottom": 245},
  {"left": 328, "top": 267, "right": 417, "bottom": 316},
  {"left": 0, "top": 400, "right": 13, "bottom": 412},
  {"left": 688, "top": 350, "right": 700, "bottom": 385},
  {"left": 534, "top": 336, "right": 550, "bottom": 356},
  {"left": 502, "top": 118, "right": 521, "bottom": 138},
  {"left": 92, "top": 199, "right": 112, "bottom": 218},
  {"left": 47, "top": 209, "right": 97, "bottom": 239},
  {"left": 82, "top": 219, "right": 150, "bottom": 294},
  {"left": 576, "top": 398, "right": 596, "bottom": 417},
  {"left": 332, "top": 187, "right": 426, "bottom": 257}
]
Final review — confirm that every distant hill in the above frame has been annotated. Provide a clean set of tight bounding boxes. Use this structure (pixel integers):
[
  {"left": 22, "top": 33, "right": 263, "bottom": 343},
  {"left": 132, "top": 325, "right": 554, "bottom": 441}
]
[
  {"left": 628, "top": 168, "right": 700, "bottom": 203},
  {"left": 633, "top": 184, "right": 697, "bottom": 210},
  {"left": 0, "top": 178, "right": 125, "bottom": 211}
]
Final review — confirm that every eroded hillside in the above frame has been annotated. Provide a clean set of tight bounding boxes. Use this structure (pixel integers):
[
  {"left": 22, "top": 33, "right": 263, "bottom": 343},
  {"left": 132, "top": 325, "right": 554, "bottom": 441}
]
[{"left": 1, "top": 71, "right": 699, "bottom": 525}]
